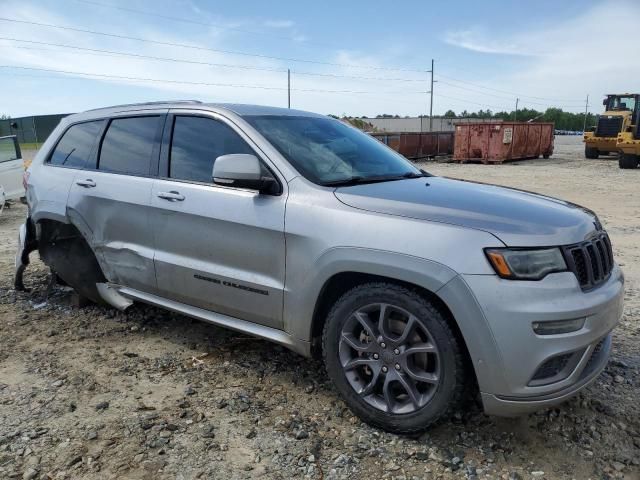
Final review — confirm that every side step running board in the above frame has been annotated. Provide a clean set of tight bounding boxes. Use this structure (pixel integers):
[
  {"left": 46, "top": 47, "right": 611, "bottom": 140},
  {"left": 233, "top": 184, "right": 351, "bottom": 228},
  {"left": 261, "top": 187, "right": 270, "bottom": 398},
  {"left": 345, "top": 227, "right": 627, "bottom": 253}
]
[{"left": 114, "top": 286, "right": 310, "bottom": 357}]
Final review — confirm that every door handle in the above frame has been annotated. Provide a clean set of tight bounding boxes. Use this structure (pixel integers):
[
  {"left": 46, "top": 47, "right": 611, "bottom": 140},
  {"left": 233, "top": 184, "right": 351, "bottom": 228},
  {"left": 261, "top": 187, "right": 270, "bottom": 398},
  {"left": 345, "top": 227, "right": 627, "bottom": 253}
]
[
  {"left": 76, "top": 179, "right": 96, "bottom": 188},
  {"left": 157, "top": 191, "right": 185, "bottom": 202}
]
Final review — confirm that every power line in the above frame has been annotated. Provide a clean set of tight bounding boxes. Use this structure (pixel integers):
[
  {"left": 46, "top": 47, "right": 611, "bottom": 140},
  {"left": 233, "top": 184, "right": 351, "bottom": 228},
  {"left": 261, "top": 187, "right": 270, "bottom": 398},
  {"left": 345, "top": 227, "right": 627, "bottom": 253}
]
[
  {"left": 0, "top": 65, "right": 430, "bottom": 95},
  {"left": 435, "top": 72, "right": 584, "bottom": 103},
  {"left": 436, "top": 93, "right": 513, "bottom": 112},
  {"left": 73, "top": 0, "right": 342, "bottom": 50},
  {"left": 0, "top": 37, "right": 428, "bottom": 82},
  {"left": 0, "top": 70, "right": 429, "bottom": 108},
  {"left": 0, "top": 17, "right": 428, "bottom": 73},
  {"left": 436, "top": 79, "right": 585, "bottom": 109}
]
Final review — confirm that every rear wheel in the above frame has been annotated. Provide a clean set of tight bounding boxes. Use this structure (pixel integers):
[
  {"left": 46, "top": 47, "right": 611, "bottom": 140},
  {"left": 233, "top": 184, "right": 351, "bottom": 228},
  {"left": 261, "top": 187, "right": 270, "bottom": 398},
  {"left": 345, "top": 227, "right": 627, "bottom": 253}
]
[
  {"left": 585, "top": 146, "right": 599, "bottom": 159},
  {"left": 38, "top": 222, "right": 106, "bottom": 304},
  {"left": 322, "top": 283, "right": 465, "bottom": 433},
  {"left": 619, "top": 153, "right": 639, "bottom": 169}
]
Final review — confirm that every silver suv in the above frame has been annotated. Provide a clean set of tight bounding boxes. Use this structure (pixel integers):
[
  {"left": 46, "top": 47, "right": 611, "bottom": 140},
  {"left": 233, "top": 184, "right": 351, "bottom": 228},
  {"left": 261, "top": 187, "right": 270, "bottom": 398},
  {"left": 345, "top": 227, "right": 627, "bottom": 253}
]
[{"left": 15, "top": 101, "right": 624, "bottom": 433}]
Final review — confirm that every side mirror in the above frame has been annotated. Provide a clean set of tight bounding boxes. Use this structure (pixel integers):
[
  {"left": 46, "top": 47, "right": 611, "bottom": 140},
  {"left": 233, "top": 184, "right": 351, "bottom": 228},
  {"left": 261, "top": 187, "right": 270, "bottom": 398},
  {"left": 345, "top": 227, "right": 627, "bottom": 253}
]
[
  {"left": 602, "top": 99, "right": 608, "bottom": 106},
  {"left": 212, "top": 154, "right": 278, "bottom": 194}
]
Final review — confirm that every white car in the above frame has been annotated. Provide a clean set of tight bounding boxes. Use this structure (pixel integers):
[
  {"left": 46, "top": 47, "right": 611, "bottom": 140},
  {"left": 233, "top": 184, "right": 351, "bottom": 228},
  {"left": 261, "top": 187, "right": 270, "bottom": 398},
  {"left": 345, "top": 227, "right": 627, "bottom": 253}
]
[{"left": 0, "top": 135, "right": 24, "bottom": 211}]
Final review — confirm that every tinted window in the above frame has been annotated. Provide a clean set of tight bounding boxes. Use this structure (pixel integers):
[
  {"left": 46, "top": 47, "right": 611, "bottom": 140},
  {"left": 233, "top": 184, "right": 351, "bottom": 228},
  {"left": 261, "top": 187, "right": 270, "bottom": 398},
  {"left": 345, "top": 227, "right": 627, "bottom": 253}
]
[
  {"left": 99, "top": 116, "right": 160, "bottom": 175},
  {"left": 245, "top": 115, "right": 419, "bottom": 185},
  {"left": 0, "top": 137, "right": 19, "bottom": 163},
  {"left": 170, "top": 116, "right": 253, "bottom": 183},
  {"left": 49, "top": 121, "right": 103, "bottom": 168}
]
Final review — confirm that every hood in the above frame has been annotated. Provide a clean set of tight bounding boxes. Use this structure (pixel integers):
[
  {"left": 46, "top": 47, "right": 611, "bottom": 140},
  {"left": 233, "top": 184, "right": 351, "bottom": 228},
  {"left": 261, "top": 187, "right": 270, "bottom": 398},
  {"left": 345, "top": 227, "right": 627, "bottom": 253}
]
[{"left": 334, "top": 177, "right": 600, "bottom": 247}]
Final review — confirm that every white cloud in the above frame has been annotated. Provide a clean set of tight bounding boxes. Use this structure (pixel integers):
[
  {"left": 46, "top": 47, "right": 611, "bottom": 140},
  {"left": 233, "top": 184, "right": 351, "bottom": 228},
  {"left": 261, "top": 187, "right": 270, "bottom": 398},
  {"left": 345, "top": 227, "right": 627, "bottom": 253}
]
[
  {"left": 263, "top": 19, "right": 295, "bottom": 29},
  {"left": 444, "top": 28, "right": 542, "bottom": 56},
  {"left": 0, "top": 1, "right": 430, "bottom": 117},
  {"left": 438, "top": 0, "right": 640, "bottom": 112}
]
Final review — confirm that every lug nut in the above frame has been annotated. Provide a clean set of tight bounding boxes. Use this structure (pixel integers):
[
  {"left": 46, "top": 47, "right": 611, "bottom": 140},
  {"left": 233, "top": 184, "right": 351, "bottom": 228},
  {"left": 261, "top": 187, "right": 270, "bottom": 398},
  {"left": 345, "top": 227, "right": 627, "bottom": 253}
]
[
  {"left": 393, "top": 348, "right": 400, "bottom": 355},
  {"left": 381, "top": 366, "right": 388, "bottom": 373},
  {"left": 373, "top": 353, "right": 379, "bottom": 360},
  {"left": 380, "top": 342, "right": 386, "bottom": 348},
  {"left": 395, "top": 363, "right": 401, "bottom": 370}
]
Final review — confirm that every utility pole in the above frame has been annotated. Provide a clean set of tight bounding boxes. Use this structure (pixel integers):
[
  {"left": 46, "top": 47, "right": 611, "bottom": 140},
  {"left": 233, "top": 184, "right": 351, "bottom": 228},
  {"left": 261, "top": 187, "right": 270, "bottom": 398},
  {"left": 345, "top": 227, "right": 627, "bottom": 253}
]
[
  {"left": 287, "top": 69, "right": 291, "bottom": 109},
  {"left": 429, "top": 59, "right": 434, "bottom": 132},
  {"left": 514, "top": 98, "right": 519, "bottom": 121},
  {"left": 583, "top": 94, "right": 589, "bottom": 132}
]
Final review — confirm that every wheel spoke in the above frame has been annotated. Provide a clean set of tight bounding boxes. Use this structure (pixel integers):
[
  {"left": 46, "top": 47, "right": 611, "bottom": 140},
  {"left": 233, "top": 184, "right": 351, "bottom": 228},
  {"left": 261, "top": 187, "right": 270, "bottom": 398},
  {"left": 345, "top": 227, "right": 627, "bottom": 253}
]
[
  {"left": 404, "top": 368, "right": 439, "bottom": 384},
  {"left": 382, "top": 374, "right": 395, "bottom": 413},
  {"left": 395, "top": 371, "right": 422, "bottom": 408},
  {"left": 394, "top": 315, "right": 417, "bottom": 344},
  {"left": 354, "top": 311, "right": 378, "bottom": 339},
  {"left": 358, "top": 364, "right": 382, "bottom": 396},
  {"left": 377, "top": 303, "right": 390, "bottom": 337},
  {"left": 403, "top": 342, "right": 436, "bottom": 356},
  {"left": 341, "top": 332, "right": 374, "bottom": 353},
  {"left": 343, "top": 356, "right": 377, "bottom": 370}
]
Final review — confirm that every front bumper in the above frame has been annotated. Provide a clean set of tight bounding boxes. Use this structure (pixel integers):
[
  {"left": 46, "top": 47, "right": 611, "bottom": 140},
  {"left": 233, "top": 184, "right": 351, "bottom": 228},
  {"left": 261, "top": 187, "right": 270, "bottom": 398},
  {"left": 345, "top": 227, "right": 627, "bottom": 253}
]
[
  {"left": 584, "top": 133, "right": 617, "bottom": 150},
  {"left": 440, "top": 265, "right": 624, "bottom": 417},
  {"left": 617, "top": 132, "right": 640, "bottom": 155},
  {"left": 481, "top": 334, "right": 612, "bottom": 416}
]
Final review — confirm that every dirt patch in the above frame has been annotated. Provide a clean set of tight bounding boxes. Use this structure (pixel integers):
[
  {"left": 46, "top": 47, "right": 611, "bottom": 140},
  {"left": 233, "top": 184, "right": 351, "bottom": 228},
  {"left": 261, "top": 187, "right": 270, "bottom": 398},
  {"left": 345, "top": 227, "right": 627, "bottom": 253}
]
[{"left": 0, "top": 137, "right": 638, "bottom": 479}]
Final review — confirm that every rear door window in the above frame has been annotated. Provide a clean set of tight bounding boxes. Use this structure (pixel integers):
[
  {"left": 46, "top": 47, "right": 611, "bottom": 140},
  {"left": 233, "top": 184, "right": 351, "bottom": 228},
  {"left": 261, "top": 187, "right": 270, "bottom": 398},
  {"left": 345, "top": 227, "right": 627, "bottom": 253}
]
[
  {"left": 0, "top": 137, "right": 19, "bottom": 163},
  {"left": 169, "top": 116, "right": 253, "bottom": 183},
  {"left": 98, "top": 116, "right": 161, "bottom": 176},
  {"left": 49, "top": 121, "right": 103, "bottom": 168}
]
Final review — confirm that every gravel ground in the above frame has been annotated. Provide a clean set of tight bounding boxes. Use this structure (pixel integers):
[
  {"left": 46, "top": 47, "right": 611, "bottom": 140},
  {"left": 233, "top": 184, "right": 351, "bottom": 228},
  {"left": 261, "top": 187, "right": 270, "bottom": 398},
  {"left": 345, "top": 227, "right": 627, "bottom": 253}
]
[{"left": 0, "top": 137, "right": 639, "bottom": 480}]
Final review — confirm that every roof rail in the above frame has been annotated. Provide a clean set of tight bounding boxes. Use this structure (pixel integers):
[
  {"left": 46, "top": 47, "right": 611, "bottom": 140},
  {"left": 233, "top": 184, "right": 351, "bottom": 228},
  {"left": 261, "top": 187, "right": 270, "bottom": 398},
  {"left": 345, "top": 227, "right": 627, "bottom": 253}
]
[{"left": 86, "top": 100, "right": 203, "bottom": 112}]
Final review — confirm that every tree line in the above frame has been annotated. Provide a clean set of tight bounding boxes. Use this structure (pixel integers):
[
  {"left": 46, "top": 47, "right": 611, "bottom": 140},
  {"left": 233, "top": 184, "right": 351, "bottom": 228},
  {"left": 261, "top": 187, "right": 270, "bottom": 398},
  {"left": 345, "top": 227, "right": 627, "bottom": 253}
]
[{"left": 373, "top": 108, "right": 596, "bottom": 132}]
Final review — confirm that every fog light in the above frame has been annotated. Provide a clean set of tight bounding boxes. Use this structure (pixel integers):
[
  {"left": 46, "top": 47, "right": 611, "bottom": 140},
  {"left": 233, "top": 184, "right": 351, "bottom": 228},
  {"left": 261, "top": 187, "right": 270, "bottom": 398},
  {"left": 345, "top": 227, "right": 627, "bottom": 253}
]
[{"left": 532, "top": 318, "right": 585, "bottom": 335}]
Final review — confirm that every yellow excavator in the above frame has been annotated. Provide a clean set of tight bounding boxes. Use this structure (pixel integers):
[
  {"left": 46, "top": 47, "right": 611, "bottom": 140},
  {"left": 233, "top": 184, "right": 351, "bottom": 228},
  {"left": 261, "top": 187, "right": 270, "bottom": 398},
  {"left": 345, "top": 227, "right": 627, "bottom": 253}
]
[
  {"left": 584, "top": 93, "right": 639, "bottom": 169},
  {"left": 616, "top": 97, "right": 640, "bottom": 169}
]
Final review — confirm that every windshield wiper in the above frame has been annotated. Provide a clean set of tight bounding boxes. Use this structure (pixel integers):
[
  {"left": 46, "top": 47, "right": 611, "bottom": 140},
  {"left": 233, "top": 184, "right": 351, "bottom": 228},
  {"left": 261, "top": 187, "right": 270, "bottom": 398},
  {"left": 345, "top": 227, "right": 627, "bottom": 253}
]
[{"left": 322, "top": 171, "right": 430, "bottom": 187}]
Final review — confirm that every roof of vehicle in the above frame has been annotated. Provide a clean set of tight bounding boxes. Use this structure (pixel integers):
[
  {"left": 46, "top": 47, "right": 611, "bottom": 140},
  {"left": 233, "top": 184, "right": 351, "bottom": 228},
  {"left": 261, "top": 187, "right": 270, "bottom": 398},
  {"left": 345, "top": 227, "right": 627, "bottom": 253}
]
[{"left": 81, "top": 101, "right": 323, "bottom": 118}]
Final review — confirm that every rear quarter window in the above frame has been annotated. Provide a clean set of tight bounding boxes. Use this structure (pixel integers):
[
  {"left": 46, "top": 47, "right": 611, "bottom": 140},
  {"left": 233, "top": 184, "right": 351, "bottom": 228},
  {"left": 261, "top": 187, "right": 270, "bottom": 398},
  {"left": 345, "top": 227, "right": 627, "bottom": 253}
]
[
  {"left": 98, "top": 116, "right": 161, "bottom": 176},
  {"left": 49, "top": 121, "right": 104, "bottom": 168}
]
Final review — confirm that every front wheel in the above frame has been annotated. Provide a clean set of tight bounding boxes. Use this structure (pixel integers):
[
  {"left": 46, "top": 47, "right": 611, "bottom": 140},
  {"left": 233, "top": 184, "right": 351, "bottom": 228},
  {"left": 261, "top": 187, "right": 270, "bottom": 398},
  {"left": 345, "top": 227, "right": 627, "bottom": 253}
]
[
  {"left": 322, "top": 283, "right": 466, "bottom": 434},
  {"left": 619, "top": 153, "right": 639, "bottom": 169},
  {"left": 585, "top": 146, "right": 599, "bottom": 159}
]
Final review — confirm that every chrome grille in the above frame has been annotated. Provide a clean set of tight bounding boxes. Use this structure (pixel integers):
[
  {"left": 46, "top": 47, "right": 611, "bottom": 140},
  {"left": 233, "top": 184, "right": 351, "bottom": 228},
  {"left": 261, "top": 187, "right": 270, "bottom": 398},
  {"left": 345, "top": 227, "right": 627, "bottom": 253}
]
[{"left": 563, "top": 232, "right": 614, "bottom": 290}]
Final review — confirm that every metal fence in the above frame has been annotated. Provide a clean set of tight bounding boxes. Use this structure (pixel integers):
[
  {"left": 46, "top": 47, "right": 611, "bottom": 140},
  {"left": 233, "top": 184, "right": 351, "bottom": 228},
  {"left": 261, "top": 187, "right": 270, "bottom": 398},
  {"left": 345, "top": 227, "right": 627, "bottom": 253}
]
[
  {"left": 360, "top": 117, "right": 502, "bottom": 133},
  {"left": 0, "top": 114, "right": 71, "bottom": 145}
]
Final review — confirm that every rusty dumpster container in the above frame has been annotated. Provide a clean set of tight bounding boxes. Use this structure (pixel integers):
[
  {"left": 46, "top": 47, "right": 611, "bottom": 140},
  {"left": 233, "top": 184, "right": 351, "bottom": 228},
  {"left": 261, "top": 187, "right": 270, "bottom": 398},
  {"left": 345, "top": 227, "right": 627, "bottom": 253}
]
[
  {"left": 453, "top": 122, "right": 554, "bottom": 163},
  {"left": 370, "top": 132, "right": 454, "bottom": 159}
]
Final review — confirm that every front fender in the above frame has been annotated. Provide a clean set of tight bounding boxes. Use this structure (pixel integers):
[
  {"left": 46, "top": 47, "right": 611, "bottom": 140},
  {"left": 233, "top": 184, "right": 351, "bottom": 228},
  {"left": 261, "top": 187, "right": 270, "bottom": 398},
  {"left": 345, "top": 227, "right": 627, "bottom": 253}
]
[{"left": 283, "top": 246, "right": 458, "bottom": 342}]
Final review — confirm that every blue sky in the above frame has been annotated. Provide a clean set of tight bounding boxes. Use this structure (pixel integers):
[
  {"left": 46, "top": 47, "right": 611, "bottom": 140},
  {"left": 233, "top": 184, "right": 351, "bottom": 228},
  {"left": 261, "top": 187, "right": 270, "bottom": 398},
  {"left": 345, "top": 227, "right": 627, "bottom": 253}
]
[{"left": 0, "top": 0, "right": 636, "bottom": 117}]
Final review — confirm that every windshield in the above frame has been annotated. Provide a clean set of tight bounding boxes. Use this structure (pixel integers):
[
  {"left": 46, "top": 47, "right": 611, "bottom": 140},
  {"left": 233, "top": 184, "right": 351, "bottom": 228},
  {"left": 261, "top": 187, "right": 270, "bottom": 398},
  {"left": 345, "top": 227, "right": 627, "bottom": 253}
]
[
  {"left": 607, "top": 96, "right": 637, "bottom": 111},
  {"left": 245, "top": 115, "right": 420, "bottom": 185}
]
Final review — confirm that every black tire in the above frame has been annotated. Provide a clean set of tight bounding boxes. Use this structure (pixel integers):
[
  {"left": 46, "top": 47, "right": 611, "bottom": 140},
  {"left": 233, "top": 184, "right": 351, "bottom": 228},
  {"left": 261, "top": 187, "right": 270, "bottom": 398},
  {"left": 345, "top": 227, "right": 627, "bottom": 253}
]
[
  {"left": 619, "top": 153, "right": 639, "bottom": 169},
  {"left": 322, "top": 283, "right": 465, "bottom": 434},
  {"left": 585, "top": 146, "right": 599, "bottom": 159}
]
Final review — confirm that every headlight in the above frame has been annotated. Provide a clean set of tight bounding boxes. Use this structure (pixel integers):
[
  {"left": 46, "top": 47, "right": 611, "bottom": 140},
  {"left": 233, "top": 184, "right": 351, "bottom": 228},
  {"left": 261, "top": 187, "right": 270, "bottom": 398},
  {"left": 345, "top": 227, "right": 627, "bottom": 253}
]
[{"left": 485, "top": 248, "right": 567, "bottom": 280}]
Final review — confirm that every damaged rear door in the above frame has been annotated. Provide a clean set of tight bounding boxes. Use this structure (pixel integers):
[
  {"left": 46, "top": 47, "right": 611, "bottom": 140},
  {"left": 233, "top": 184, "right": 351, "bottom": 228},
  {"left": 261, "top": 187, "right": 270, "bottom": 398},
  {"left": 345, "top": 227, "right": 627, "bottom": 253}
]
[{"left": 67, "top": 112, "right": 166, "bottom": 293}]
